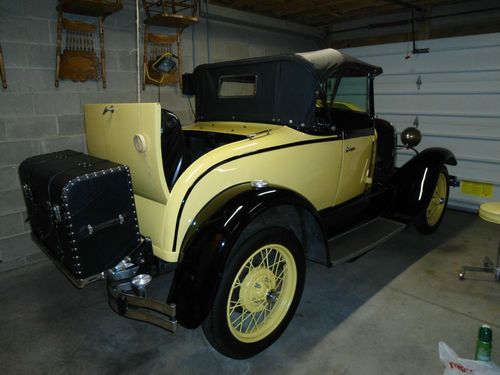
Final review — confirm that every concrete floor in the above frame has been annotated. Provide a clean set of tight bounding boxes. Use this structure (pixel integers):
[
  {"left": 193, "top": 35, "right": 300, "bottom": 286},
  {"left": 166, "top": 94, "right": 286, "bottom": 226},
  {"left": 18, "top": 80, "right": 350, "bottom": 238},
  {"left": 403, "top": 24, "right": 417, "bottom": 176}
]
[{"left": 1, "top": 209, "right": 499, "bottom": 374}]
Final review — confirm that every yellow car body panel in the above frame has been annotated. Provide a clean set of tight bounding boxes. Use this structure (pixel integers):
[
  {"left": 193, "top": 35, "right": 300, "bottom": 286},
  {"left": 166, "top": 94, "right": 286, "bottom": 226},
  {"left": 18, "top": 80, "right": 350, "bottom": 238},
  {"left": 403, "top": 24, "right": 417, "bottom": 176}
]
[
  {"left": 84, "top": 103, "right": 169, "bottom": 204},
  {"left": 84, "top": 103, "right": 375, "bottom": 263},
  {"left": 335, "top": 135, "right": 375, "bottom": 205},
  {"left": 164, "top": 125, "right": 344, "bottom": 261}
]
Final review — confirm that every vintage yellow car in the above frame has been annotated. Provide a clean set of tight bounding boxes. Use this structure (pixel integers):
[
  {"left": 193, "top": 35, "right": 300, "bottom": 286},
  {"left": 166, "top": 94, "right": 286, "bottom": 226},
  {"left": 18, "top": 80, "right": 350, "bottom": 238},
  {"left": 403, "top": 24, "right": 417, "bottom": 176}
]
[{"left": 20, "top": 49, "right": 456, "bottom": 359}]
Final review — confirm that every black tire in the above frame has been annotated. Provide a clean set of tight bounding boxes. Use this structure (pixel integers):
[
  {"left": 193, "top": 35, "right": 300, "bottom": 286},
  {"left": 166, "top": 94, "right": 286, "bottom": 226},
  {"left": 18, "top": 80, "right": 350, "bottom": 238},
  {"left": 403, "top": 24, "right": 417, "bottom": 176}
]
[
  {"left": 202, "top": 227, "right": 306, "bottom": 359},
  {"left": 414, "top": 166, "right": 450, "bottom": 234}
]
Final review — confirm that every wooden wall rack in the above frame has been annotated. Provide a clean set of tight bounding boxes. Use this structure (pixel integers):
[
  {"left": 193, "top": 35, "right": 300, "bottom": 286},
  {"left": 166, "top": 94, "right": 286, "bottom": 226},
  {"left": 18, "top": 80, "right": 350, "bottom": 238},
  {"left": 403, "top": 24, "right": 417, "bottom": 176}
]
[
  {"left": 141, "top": 1, "right": 199, "bottom": 88},
  {"left": 55, "top": 0, "right": 123, "bottom": 88}
]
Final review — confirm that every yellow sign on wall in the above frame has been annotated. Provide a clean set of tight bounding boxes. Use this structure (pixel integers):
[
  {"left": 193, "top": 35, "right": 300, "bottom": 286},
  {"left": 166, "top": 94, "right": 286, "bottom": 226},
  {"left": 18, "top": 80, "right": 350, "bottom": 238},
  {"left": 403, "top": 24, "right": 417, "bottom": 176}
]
[{"left": 460, "top": 180, "right": 494, "bottom": 198}]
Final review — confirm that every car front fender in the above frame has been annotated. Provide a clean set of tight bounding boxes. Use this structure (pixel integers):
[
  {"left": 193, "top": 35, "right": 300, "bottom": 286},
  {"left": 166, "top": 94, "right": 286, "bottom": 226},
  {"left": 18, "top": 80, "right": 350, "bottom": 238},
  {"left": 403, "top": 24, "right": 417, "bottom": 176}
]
[
  {"left": 167, "top": 182, "right": 324, "bottom": 329},
  {"left": 387, "top": 147, "right": 457, "bottom": 221}
]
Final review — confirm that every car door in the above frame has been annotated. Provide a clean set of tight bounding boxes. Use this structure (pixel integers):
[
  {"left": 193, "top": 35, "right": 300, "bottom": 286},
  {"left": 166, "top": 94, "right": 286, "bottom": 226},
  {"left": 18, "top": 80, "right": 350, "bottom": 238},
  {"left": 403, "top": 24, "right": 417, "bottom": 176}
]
[{"left": 329, "top": 75, "right": 375, "bottom": 206}]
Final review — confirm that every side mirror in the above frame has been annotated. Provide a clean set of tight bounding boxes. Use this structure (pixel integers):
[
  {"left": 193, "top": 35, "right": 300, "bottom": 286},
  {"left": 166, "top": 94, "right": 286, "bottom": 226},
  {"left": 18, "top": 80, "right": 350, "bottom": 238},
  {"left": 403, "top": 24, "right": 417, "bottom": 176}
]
[
  {"left": 400, "top": 127, "right": 422, "bottom": 148},
  {"left": 182, "top": 73, "right": 195, "bottom": 96}
]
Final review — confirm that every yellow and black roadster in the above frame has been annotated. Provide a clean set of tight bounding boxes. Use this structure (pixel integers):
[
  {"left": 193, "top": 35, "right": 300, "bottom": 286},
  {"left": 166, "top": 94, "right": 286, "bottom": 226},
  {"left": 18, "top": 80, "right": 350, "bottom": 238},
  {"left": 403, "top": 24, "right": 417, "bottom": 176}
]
[{"left": 20, "top": 49, "right": 456, "bottom": 359}]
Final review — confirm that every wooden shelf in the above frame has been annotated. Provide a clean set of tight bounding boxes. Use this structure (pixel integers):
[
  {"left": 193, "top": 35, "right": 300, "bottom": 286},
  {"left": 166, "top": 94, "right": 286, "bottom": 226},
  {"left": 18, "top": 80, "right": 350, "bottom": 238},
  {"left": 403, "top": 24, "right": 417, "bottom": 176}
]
[
  {"left": 143, "top": 13, "right": 199, "bottom": 28},
  {"left": 57, "top": 0, "right": 123, "bottom": 18}
]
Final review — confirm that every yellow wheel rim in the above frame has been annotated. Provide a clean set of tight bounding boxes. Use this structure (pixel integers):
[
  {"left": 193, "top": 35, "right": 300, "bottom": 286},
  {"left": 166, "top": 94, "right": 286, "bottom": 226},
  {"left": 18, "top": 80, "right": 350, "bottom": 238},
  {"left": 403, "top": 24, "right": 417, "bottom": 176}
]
[
  {"left": 226, "top": 244, "right": 297, "bottom": 343},
  {"left": 426, "top": 172, "right": 447, "bottom": 226}
]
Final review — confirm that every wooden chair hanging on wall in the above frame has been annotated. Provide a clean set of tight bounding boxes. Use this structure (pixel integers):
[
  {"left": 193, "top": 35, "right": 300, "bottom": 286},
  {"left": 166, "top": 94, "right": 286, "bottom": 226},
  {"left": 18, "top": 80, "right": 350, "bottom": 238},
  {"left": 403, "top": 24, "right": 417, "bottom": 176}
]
[
  {"left": 143, "top": 27, "right": 181, "bottom": 89},
  {"left": 56, "top": 17, "right": 104, "bottom": 87},
  {"left": 55, "top": 0, "right": 123, "bottom": 88},
  {"left": 0, "top": 44, "right": 7, "bottom": 89},
  {"left": 141, "top": 1, "right": 199, "bottom": 89}
]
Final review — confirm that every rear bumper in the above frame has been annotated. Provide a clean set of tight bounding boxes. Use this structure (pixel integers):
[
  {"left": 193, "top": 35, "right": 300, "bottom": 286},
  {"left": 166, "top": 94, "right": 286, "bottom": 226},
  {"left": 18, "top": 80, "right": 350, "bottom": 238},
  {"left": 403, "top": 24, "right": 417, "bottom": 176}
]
[{"left": 107, "top": 278, "right": 177, "bottom": 333}]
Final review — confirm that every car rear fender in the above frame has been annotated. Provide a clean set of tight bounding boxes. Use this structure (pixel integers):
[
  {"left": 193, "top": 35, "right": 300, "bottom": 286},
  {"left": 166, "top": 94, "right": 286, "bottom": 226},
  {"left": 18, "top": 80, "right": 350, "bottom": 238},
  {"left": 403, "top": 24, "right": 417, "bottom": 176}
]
[
  {"left": 387, "top": 147, "right": 456, "bottom": 221},
  {"left": 167, "top": 182, "right": 326, "bottom": 329}
]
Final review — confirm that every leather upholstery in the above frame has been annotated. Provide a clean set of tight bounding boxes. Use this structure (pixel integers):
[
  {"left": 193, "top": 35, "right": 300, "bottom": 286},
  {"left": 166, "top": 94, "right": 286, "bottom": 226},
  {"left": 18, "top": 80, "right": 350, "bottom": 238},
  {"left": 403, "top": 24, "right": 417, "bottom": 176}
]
[{"left": 161, "top": 109, "right": 186, "bottom": 189}]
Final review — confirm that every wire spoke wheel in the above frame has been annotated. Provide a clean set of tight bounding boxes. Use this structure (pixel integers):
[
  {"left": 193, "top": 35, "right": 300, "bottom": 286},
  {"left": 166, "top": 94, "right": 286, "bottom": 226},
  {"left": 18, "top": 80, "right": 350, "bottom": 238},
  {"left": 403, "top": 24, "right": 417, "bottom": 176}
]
[
  {"left": 426, "top": 172, "right": 447, "bottom": 226},
  {"left": 226, "top": 244, "right": 297, "bottom": 343},
  {"left": 415, "top": 167, "right": 449, "bottom": 234},
  {"left": 203, "top": 227, "right": 305, "bottom": 359}
]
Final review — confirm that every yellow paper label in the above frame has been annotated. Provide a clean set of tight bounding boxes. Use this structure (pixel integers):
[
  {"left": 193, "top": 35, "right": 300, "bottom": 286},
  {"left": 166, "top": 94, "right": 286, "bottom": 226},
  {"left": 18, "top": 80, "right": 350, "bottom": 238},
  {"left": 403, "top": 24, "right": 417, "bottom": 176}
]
[{"left": 460, "top": 180, "right": 494, "bottom": 198}]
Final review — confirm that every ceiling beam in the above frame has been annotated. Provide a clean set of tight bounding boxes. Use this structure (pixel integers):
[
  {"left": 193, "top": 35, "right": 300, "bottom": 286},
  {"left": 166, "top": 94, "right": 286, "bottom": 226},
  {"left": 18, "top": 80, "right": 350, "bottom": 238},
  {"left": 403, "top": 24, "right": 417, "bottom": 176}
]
[{"left": 383, "top": 0, "right": 426, "bottom": 13}]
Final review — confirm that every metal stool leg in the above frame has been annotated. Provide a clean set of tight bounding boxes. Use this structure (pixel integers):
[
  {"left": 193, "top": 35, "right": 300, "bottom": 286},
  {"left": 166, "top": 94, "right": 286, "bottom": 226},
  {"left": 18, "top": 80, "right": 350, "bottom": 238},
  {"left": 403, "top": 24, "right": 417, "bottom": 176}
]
[{"left": 458, "top": 241, "right": 500, "bottom": 281}]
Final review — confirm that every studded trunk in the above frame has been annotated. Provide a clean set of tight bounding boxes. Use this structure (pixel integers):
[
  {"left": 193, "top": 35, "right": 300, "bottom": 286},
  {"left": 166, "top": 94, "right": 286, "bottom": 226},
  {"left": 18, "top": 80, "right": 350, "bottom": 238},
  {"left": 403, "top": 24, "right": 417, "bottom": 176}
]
[{"left": 19, "top": 150, "right": 141, "bottom": 281}]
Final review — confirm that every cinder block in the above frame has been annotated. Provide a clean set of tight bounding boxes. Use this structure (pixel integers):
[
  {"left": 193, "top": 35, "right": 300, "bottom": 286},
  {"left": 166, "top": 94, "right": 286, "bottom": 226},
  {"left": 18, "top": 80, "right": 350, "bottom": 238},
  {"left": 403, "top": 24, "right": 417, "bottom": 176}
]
[
  {"left": 80, "top": 91, "right": 136, "bottom": 105},
  {"left": 22, "top": 211, "right": 30, "bottom": 232},
  {"left": 0, "top": 1, "right": 24, "bottom": 16},
  {"left": 0, "top": 212, "right": 24, "bottom": 239},
  {"left": 1, "top": 42, "right": 28, "bottom": 68},
  {"left": 5, "top": 116, "right": 57, "bottom": 139},
  {"left": 0, "top": 166, "right": 20, "bottom": 192},
  {"left": 0, "top": 190, "right": 25, "bottom": 215},
  {"left": 106, "top": 7, "right": 136, "bottom": 29},
  {"left": 26, "top": 44, "right": 56, "bottom": 69},
  {"left": 106, "top": 71, "right": 136, "bottom": 91},
  {"left": 0, "top": 18, "right": 50, "bottom": 44},
  {"left": 105, "top": 50, "right": 120, "bottom": 71},
  {"left": 33, "top": 92, "right": 81, "bottom": 115},
  {"left": 0, "top": 93, "right": 34, "bottom": 115},
  {"left": 22, "top": 0, "right": 57, "bottom": 19},
  {"left": 5, "top": 68, "right": 56, "bottom": 92},
  {"left": 0, "top": 250, "right": 47, "bottom": 272},
  {"left": 57, "top": 78, "right": 100, "bottom": 92},
  {"left": 105, "top": 28, "right": 136, "bottom": 51},
  {"left": 118, "top": 50, "right": 137, "bottom": 72},
  {"left": 181, "top": 55, "right": 195, "bottom": 74},
  {"left": 0, "top": 232, "right": 40, "bottom": 262},
  {"left": 41, "top": 135, "right": 86, "bottom": 154},
  {"left": 0, "top": 257, "right": 27, "bottom": 273},
  {"left": 0, "top": 140, "right": 38, "bottom": 166},
  {"left": 58, "top": 115, "right": 85, "bottom": 136},
  {"left": 0, "top": 44, "right": 54, "bottom": 70},
  {"left": 0, "top": 119, "right": 5, "bottom": 140}
]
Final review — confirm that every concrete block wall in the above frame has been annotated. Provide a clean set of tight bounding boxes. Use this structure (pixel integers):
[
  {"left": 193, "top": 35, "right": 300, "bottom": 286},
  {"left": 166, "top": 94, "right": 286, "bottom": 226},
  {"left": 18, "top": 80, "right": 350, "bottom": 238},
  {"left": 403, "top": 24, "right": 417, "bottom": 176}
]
[{"left": 0, "top": 0, "right": 318, "bottom": 272}]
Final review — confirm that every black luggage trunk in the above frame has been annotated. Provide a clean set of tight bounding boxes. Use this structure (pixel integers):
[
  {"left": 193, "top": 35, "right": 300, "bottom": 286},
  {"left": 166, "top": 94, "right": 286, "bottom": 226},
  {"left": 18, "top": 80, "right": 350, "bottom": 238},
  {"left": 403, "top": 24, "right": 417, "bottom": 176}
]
[{"left": 19, "top": 150, "right": 141, "bottom": 284}]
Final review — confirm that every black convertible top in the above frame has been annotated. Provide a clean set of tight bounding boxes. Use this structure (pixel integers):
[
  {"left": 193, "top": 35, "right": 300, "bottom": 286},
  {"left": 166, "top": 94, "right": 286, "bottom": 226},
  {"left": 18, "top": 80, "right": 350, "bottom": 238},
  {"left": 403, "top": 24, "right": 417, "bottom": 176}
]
[{"left": 192, "top": 49, "right": 382, "bottom": 127}]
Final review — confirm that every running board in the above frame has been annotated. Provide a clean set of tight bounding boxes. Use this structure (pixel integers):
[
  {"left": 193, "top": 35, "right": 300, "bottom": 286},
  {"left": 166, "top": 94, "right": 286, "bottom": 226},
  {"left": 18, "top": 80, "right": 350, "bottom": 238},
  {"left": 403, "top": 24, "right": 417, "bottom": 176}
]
[{"left": 328, "top": 217, "right": 406, "bottom": 265}]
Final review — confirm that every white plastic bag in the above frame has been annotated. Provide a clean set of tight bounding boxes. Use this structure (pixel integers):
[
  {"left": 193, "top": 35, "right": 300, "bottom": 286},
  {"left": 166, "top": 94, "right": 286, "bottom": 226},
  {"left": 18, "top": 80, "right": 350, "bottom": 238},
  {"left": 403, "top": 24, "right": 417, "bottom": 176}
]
[{"left": 439, "top": 341, "right": 500, "bottom": 375}]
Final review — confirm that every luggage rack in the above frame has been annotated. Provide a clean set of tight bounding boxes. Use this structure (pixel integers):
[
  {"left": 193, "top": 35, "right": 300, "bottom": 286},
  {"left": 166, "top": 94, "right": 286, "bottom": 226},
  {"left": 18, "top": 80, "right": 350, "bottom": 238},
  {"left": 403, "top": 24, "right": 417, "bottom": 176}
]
[
  {"left": 38, "top": 233, "right": 177, "bottom": 331},
  {"left": 34, "top": 235, "right": 105, "bottom": 288}
]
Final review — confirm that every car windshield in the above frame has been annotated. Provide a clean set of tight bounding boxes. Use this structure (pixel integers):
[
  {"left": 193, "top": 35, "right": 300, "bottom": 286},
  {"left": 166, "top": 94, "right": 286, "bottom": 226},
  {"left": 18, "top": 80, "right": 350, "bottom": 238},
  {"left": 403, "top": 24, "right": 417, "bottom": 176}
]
[{"left": 325, "top": 76, "right": 368, "bottom": 113}]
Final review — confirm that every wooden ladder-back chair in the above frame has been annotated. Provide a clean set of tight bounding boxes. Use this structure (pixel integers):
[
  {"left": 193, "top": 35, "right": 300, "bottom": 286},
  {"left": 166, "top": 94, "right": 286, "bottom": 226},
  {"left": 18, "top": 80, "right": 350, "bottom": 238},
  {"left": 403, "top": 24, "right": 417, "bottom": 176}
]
[
  {"left": 143, "top": 27, "right": 181, "bottom": 88},
  {"left": 141, "top": 1, "right": 199, "bottom": 88},
  {"left": 56, "top": 18, "right": 103, "bottom": 87},
  {"left": 55, "top": 0, "right": 123, "bottom": 88}
]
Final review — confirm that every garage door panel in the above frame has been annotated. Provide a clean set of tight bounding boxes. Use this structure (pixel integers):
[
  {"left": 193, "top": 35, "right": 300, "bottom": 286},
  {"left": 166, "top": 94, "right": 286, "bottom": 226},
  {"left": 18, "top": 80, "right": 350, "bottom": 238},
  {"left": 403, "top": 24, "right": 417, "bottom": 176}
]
[
  {"left": 376, "top": 80, "right": 500, "bottom": 95},
  {"left": 377, "top": 70, "right": 500, "bottom": 86},
  {"left": 354, "top": 33, "right": 500, "bottom": 60},
  {"left": 345, "top": 32, "right": 500, "bottom": 210},
  {"left": 364, "top": 46, "right": 500, "bottom": 75},
  {"left": 376, "top": 93, "right": 500, "bottom": 116}
]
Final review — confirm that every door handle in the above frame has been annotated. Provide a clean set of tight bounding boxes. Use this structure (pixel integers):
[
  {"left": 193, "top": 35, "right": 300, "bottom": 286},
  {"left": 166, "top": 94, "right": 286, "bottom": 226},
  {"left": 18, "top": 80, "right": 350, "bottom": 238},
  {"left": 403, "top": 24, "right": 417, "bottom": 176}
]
[{"left": 345, "top": 146, "right": 356, "bottom": 152}]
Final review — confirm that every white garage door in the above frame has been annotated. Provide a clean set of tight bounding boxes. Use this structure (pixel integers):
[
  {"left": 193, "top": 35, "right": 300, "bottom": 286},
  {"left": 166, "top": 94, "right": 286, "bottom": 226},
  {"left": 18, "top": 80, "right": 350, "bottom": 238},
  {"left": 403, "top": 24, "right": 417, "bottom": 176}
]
[{"left": 342, "top": 33, "right": 500, "bottom": 212}]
